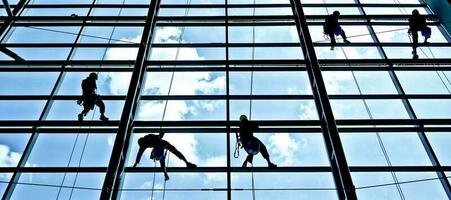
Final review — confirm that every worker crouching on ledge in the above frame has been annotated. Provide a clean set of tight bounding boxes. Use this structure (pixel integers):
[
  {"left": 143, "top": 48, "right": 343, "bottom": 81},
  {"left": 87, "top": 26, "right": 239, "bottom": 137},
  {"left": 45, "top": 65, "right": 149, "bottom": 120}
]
[
  {"left": 133, "top": 131, "right": 197, "bottom": 181},
  {"left": 237, "top": 115, "right": 277, "bottom": 168}
]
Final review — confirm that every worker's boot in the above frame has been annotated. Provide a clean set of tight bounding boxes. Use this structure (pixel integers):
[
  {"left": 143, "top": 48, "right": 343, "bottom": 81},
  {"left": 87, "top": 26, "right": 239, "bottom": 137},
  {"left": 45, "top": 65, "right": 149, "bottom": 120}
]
[
  {"left": 100, "top": 115, "right": 109, "bottom": 121},
  {"left": 78, "top": 113, "right": 84, "bottom": 121}
]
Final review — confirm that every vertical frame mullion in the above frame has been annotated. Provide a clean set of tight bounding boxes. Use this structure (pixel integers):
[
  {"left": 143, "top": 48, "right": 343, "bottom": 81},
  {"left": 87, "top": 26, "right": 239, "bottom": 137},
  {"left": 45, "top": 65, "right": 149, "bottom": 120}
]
[
  {"left": 355, "top": 0, "right": 451, "bottom": 198},
  {"left": 1, "top": 0, "right": 99, "bottom": 199},
  {"left": 225, "top": 1, "right": 232, "bottom": 200},
  {"left": 100, "top": 0, "right": 162, "bottom": 199},
  {"left": 289, "top": 0, "right": 357, "bottom": 199}
]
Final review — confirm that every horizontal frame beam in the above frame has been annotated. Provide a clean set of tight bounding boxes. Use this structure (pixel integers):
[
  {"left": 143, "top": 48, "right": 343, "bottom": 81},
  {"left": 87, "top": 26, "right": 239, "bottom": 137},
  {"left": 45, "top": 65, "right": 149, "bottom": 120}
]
[{"left": 1, "top": 166, "right": 450, "bottom": 173}]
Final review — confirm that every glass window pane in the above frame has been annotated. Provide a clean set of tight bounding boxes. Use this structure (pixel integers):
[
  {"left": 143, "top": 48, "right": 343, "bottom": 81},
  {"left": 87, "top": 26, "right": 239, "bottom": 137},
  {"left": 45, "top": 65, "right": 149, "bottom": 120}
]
[
  {"left": 5, "top": 48, "right": 71, "bottom": 60},
  {"left": 352, "top": 172, "right": 402, "bottom": 200},
  {"left": 27, "top": 133, "right": 114, "bottom": 167},
  {"left": 57, "top": 72, "right": 132, "bottom": 95},
  {"left": 137, "top": 100, "right": 226, "bottom": 121},
  {"left": 232, "top": 173, "right": 337, "bottom": 200},
  {"left": 231, "top": 100, "right": 318, "bottom": 120},
  {"left": 0, "top": 100, "right": 45, "bottom": 120},
  {"left": 121, "top": 172, "right": 226, "bottom": 199},
  {"left": 341, "top": 133, "right": 388, "bottom": 166},
  {"left": 410, "top": 99, "right": 451, "bottom": 119},
  {"left": 353, "top": 71, "right": 398, "bottom": 94},
  {"left": 230, "top": 71, "right": 312, "bottom": 95},
  {"left": 426, "top": 132, "right": 451, "bottom": 166},
  {"left": 366, "top": 100, "right": 410, "bottom": 119},
  {"left": 4, "top": 27, "right": 80, "bottom": 43},
  {"left": 0, "top": 72, "right": 58, "bottom": 95},
  {"left": 331, "top": 100, "right": 369, "bottom": 119},
  {"left": 230, "top": 133, "right": 329, "bottom": 167},
  {"left": 11, "top": 173, "right": 105, "bottom": 199},
  {"left": 396, "top": 172, "right": 449, "bottom": 200},
  {"left": 46, "top": 100, "right": 124, "bottom": 121},
  {"left": 396, "top": 71, "right": 450, "bottom": 94},
  {"left": 143, "top": 72, "right": 226, "bottom": 95}
]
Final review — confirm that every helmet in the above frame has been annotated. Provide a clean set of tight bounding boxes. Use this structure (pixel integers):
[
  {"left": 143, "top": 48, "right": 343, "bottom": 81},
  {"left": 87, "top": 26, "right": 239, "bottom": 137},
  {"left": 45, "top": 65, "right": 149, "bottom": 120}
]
[
  {"left": 239, "top": 115, "right": 248, "bottom": 121},
  {"left": 89, "top": 72, "right": 98, "bottom": 80},
  {"left": 333, "top": 11, "right": 340, "bottom": 17},
  {"left": 412, "top": 9, "right": 419, "bottom": 16}
]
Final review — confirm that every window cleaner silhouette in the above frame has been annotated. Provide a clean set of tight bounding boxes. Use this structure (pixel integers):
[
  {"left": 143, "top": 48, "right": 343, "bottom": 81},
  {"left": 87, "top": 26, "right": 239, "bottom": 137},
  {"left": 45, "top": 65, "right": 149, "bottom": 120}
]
[
  {"left": 77, "top": 72, "right": 108, "bottom": 121},
  {"left": 323, "top": 11, "right": 351, "bottom": 50},
  {"left": 235, "top": 115, "right": 277, "bottom": 168},
  {"left": 133, "top": 132, "right": 197, "bottom": 181},
  {"left": 408, "top": 9, "right": 431, "bottom": 59}
]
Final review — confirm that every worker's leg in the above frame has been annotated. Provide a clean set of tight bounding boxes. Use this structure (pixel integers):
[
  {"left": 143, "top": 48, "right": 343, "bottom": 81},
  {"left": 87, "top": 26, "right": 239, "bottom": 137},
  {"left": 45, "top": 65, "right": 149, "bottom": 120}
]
[
  {"left": 341, "top": 28, "right": 350, "bottom": 43},
  {"left": 95, "top": 96, "right": 108, "bottom": 121},
  {"left": 329, "top": 32, "right": 336, "bottom": 50},
  {"left": 412, "top": 31, "right": 419, "bottom": 54},
  {"left": 254, "top": 138, "right": 277, "bottom": 168},
  {"left": 159, "top": 159, "right": 170, "bottom": 181},
  {"left": 242, "top": 154, "right": 254, "bottom": 167},
  {"left": 164, "top": 141, "right": 196, "bottom": 168},
  {"left": 78, "top": 101, "right": 92, "bottom": 121}
]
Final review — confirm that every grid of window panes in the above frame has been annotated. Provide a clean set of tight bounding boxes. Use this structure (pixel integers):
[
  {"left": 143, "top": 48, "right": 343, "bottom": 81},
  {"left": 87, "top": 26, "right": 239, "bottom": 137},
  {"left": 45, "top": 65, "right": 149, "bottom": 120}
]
[{"left": 0, "top": 0, "right": 450, "bottom": 199}]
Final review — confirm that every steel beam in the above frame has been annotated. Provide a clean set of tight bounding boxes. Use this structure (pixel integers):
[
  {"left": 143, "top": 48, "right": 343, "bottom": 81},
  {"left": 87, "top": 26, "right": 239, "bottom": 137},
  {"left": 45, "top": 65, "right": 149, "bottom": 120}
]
[
  {"left": 100, "top": 0, "right": 161, "bottom": 199},
  {"left": 289, "top": 0, "right": 357, "bottom": 199},
  {"left": 1, "top": 166, "right": 450, "bottom": 174}
]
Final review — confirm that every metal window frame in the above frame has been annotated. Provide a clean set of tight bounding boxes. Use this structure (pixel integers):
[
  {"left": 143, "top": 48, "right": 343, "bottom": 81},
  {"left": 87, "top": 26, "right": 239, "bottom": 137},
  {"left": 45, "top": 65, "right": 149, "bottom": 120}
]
[{"left": 0, "top": 1, "right": 450, "bottom": 200}]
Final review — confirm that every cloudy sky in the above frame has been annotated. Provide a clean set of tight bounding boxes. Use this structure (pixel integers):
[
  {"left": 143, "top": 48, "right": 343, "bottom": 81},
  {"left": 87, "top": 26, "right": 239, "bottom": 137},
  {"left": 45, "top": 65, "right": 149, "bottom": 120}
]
[{"left": 0, "top": 0, "right": 451, "bottom": 199}]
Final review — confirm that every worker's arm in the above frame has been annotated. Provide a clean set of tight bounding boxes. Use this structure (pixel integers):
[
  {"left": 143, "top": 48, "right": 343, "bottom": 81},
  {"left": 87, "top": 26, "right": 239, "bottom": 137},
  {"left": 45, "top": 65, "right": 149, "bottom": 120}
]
[{"left": 133, "top": 146, "right": 145, "bottom": 167}]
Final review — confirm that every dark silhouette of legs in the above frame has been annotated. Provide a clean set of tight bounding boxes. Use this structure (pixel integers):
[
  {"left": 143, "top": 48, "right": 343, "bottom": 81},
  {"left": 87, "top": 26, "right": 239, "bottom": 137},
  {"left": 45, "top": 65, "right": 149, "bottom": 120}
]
[
  {"left": 163, "top": 141, "right": 197, "bottom": 168},
  {"left": 242, "top": 137, "right": 277, "bottom": 168},
  {"left": 160, "top": 159, "right": 170, "bottom": 181},
  {"left": 78, "top": 95, "right": 108, "bottom": 121},
  {"left": 258, "top": 140, "right": 277, "bottom": 168},
  {"left": 242, "top": 154, "right": 254, "bottom": 167},
  {"left": 341, "top": 29, "right": 350, "bottom": 44},
  {"left": 329, "top": 32, "right": 336, "bottom": 50},
  {"left": 329, "top": 27, "right": 350, "bottom": 51},
  {"left": 95, "top": 97, "right": 108, "bottom": 121},
  {"left": 78, "top": 101, "right": 93, "bottom": 121},
  {"left": 411, "top": 31, "right": 419, "bottom": 59}
]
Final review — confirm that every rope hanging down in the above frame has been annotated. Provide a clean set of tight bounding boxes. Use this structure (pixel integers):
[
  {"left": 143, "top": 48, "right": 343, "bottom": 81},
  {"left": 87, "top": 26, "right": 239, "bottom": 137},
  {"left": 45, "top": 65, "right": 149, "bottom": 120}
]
[
  {"left": 249, "top": 2, "right": 257, "bottom": 200},
  {"left": 342, "top": 47, "right": 407, "bottom": 199},
  {"left": 65, "top": 2, "right": 126, "bottom": 196},
  {"left": 151, "top": 0, "right": 192, "bottom": 199}
]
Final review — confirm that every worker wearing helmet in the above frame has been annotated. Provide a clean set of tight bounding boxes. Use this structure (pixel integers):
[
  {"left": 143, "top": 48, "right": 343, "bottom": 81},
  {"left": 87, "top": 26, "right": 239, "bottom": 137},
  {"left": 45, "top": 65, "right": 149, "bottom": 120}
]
[
  {"left": 133, "top": 131, "right": 197, "bottom": 181},
  {"left": 77, "top": 72, "right": 109, "bottom": 121},
  {"left": 238, "top": 115, "right": 277, "bottom": 168},
  {"left": 323, "top": 10, "right": 350, "bottom": 50}
]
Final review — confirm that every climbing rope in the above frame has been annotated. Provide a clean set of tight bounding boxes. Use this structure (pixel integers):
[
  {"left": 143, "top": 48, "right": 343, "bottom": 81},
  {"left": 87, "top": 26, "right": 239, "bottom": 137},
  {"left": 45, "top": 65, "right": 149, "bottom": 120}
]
[
  {"left": 162, "top": 152, "right": 170, "bottom": 200},
  {"left": 151, "top": 0, "right": 192, "bottom": 199},
  {"left": 55, "top": 0, "right": 104, "bottom": 198},
  {"left": 249, "top": 2, "right": 257, "bottom": 200},
  {"left": 340, "top": 47, "right": 407, "bottom": 200},
  {"left": 67, "top": 1, "right": 129, "bottom": 197},
  {"left": 150, "top": 161, "right": 157, "bottom": 199}
]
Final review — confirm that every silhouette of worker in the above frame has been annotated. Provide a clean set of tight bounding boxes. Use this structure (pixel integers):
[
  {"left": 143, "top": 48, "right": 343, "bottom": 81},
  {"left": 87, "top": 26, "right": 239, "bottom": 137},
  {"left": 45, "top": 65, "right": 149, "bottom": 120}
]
[
  {"left": 324, "top": 11, "right": 350, "bottom": 50},
  {"left": 408, "top": 9, "right": 431, "bottom": 59},
  {"left": 133, "top": 132, "right": 197, "bottom": 181},
  {"left": 238, "top": 115, "right": 277, "bottom": 168},
  {"left": 77, "top": 72, "right": 109, "bottom": 121}
]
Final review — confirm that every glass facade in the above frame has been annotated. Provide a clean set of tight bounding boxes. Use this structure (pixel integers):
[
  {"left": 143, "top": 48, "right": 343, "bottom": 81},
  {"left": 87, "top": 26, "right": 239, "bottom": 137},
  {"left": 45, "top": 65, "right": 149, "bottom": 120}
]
[{"left": 0, "top": 0, "right": 450, "bottom": 199}]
